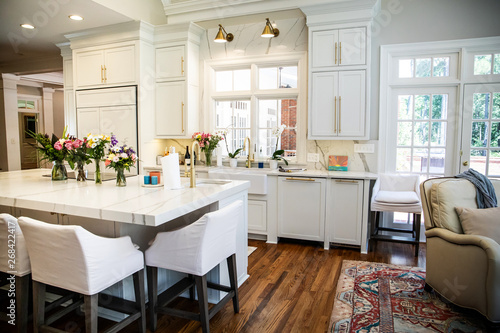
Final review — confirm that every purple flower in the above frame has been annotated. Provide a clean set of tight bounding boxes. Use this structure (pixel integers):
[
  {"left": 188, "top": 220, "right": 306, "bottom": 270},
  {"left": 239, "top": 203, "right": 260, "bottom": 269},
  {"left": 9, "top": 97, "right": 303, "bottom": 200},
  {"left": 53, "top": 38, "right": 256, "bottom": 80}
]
[{"left": 110, "top": 134, "right": 118, "bottom": 147}]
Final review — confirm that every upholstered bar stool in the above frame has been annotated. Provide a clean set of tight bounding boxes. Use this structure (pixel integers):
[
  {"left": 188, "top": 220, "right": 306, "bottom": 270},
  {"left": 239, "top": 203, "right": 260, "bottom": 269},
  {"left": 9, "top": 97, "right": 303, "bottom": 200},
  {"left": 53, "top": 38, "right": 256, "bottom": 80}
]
[
  {"left": 0, "top": 214, "right": 32, "bottom": 333},
  {"left": 18, "top": 216, "right": 146, "bottom": 333},
  {"left": 370, "top": 174, "right": 422, "bottom": 256},
  {"left": 145, "top": 201, "right": 242, "bottom": 333}
]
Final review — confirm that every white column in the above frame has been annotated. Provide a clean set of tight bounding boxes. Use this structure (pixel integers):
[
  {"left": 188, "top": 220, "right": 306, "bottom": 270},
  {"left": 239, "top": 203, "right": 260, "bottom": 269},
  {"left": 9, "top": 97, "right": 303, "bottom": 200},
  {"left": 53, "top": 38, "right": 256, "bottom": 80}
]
[
  {"left": 42, "top": 87, "right": 55, "bottom": 136},
  {"left": 0, "top": 74, "right": 21, "bottom": 171}
]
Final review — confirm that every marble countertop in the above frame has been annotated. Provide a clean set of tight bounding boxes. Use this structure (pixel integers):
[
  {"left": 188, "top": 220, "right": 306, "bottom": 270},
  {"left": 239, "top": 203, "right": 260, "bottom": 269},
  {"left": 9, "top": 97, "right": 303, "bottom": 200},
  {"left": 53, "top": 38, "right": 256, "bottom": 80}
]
[
  {"left": 0, "top": 169, "right": 250, "bottom": 227},
  {"left": 143, "top": 165, "right": 378, "bottom": 180}
]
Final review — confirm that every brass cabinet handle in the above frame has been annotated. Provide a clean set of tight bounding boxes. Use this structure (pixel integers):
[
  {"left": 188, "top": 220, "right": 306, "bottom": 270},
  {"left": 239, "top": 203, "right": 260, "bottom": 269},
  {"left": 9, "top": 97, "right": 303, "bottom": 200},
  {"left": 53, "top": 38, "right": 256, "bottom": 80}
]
[
  {"left": 285, "top": 177, "right": 315, "bottom": 182},
  {"left": 334, "top": 96, "right": 337, "bottom": 134},
  {"left": 181, "top": 56, "right": 184, "bottom": 75},
  {"left": 335, "top": 179, "right": 358, "bottom": 183},
  {"left": 339, "top": 96, "right": 342, "bottom": 133},
  {"left": 104, "top": 65, "right": 107, "bottom": 83},
  {"left": 101, "top": 65, "right": 104, "bottom": 83},
  {"left": 181, "top": 102, "right": 185, "bottom": 132},
  {"left": 339, "top": 42, "right": 342, "bottom": 64},
  {"left": 335, "top": 42, "right": 337, "bottom": 65}
]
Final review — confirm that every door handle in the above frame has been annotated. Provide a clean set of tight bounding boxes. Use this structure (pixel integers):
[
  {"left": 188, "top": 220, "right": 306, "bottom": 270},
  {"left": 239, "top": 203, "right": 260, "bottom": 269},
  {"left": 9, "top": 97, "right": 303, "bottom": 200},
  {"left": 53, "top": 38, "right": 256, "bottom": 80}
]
[
  {"left": 335, "top": 179, "right": 357, "bottom": 183},
  {"left": 339, "top": 42, "right": 342, "bottom": 64},
  {"left": 335, "top": 42, "right": 337, "bottom": 64},
  {"left": 285, "top": 177, "right": 315, "bottom": 182},
  {"left": 334, "top": 96, "right": 337, "bottom": 134},
  {"left": 181, "top": 56, "right": 184, "bottom": 75},
  {"left": 339, "top": 96, "right": 342, "bottom": 133},
  {"left": 181, "top": 102, "right": 185, "bottom": 132},
  {"left": 103, "top": 65, "right": 107, "bottom": 83},
  {"left": 101, "top": 65, "right": 104, "bottom": 83},
  {"left": 463, "top": 161, "right": 469, "bottom": 166}
]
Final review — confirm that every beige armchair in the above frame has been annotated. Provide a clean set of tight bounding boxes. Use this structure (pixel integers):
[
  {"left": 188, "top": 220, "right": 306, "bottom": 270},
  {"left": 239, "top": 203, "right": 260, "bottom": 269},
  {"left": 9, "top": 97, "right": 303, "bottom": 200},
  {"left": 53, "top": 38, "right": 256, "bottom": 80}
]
[{"left": 420, "top": 177, "right": 500, "bottom": 323}]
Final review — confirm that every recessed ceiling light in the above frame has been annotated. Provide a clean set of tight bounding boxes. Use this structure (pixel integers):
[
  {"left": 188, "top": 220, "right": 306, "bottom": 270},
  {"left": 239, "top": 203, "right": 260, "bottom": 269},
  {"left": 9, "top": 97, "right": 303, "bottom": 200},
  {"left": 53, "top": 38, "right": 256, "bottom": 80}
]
[
  {"left": 20, "top": 23, "right": 35, "bottom": 29},
  {"left": 69, "top": 15, "right": 84, "bottom": 21}
]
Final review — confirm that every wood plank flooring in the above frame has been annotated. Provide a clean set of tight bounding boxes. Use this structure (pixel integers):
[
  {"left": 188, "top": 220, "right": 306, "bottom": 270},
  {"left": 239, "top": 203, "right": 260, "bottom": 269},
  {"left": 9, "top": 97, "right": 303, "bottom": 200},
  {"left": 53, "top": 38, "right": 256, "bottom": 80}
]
[{"left": 1, "top": 239, "right": 426, "bottom": 333}]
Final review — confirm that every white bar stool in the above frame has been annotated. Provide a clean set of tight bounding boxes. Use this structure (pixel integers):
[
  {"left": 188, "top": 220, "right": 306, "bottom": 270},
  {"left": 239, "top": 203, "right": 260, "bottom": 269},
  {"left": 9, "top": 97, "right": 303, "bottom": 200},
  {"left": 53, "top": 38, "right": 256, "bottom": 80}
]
[
  {"left": 0, "top": 214, "right": 32, "bottom": 333},
  {"left": 18, "top": 216, "right": 146, "bottom": 333},
  {"left": 370, "top": 174, "right": 422, "bottom": 256},
  {"left": 145, "top": 201, "right": 242, "bottom": 333}
]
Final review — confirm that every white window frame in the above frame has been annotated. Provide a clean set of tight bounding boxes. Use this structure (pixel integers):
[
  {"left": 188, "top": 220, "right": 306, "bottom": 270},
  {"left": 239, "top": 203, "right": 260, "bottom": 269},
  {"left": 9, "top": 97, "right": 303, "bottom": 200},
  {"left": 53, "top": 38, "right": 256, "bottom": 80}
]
[
  {"left": 203, "top": 52, "right": 307, "bottom": 164},
  {"left": 379, "top": 36, "right": 500, "bottom": 175}
]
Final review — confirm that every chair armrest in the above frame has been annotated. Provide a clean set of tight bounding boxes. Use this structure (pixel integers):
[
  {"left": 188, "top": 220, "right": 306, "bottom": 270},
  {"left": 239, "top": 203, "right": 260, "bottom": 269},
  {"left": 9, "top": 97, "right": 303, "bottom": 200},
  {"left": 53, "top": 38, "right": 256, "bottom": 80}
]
[{"left": 425, "top": 228, "right": 500, "bottom": 260}]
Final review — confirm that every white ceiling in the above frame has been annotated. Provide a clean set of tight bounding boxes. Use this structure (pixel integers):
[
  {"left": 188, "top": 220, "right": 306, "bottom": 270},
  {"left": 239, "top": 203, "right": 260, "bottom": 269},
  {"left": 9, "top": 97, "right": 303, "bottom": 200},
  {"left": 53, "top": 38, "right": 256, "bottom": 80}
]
[{"left": 0, "top": 0, "right": 133, "bottom": 72}]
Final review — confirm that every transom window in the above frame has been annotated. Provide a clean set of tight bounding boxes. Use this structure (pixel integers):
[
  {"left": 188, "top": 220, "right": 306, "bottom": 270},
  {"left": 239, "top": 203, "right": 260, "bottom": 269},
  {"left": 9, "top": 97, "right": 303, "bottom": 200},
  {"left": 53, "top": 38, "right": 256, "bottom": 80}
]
[
  {"left": 473, "top": 53, "right": 500, "bottom": 76},
  {"left": 209, "top": 56, "right": 304, "bottom": 161},
  {"left": 398, "top": 57, "right": 450, "bottom": 78}
]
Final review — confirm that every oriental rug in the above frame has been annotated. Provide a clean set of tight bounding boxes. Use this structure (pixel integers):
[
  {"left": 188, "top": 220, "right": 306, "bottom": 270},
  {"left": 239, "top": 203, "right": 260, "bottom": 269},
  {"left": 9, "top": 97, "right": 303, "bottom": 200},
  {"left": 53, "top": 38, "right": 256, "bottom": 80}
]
[{"left": 329, "top": 260, "right": 488, "bottom": 333}]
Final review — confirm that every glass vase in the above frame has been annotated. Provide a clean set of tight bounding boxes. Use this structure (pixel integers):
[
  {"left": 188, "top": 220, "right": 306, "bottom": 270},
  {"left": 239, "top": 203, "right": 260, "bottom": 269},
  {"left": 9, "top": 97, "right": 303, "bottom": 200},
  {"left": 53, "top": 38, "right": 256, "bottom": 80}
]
[
  {"left": 115, "top": 167, "right": 126, "bottom": 187},
  {"left": 205, "top": 150, "right": 213, "bottom": 167},
  {"left": 94, "top": 159, "right": 102, "bottom": 184},
  {"left": 76, "top": 162, "right": 87, "bottom": 182},
  {"left": 51, "top": 160, "right": 67, "bottom": 181}
]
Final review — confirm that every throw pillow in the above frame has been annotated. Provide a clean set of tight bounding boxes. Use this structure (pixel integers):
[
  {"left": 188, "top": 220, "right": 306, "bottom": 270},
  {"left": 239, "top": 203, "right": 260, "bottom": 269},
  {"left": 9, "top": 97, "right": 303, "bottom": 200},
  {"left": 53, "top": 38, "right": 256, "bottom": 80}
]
[{"left": 454, "top": 206, "right": 500, "bottom": 244}]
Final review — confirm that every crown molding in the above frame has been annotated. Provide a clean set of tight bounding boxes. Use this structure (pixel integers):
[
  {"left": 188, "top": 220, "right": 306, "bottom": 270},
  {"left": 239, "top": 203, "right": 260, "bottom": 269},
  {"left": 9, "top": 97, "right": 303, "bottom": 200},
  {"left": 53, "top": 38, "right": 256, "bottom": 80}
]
[{"left": 161, "top": 0, "right": 364, "bottom": 24}]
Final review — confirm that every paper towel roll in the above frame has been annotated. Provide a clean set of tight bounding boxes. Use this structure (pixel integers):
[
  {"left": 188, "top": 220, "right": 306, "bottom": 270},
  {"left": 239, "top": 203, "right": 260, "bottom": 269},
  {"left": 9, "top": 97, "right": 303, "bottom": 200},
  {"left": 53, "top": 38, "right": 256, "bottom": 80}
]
[{"left": 161, "top": 154, "right": 182, "bottom": 190}]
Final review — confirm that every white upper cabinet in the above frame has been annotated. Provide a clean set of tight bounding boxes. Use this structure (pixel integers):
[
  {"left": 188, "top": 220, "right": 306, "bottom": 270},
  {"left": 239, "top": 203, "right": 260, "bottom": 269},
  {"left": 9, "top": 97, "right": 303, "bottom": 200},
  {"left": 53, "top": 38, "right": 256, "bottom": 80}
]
[
  {"left": 309, "top": 70, "right": 366, "bottom": 139},
  {"left": 74, "top": 45, "right": 136, "bottom": 88},
  {"left": 156, "top": 46, "right": 185, "bottom": 80},
  {"left": 155, "top": 81, "right": 185, "bottom": 136},
  {"left": 311, "top": 27, "right": 366, "bottom": 69}
]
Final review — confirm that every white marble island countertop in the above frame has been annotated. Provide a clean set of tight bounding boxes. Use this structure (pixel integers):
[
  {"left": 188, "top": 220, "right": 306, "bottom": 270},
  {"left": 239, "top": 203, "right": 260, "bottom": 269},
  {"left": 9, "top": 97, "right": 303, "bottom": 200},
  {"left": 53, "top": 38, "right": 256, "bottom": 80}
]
[{"left": 0, "top": 169, "right": 250, "bottom": 226}]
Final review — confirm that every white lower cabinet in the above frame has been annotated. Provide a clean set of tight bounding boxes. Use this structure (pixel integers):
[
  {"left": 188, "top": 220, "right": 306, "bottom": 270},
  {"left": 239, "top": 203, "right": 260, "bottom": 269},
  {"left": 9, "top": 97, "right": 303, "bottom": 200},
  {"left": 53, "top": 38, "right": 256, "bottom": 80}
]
[
  {"left": 248, "top": 199, "right": 267, "bottom": 235},
  {"left": 277, "top": 177, "right": 326, "bottom": 242},
  {"left": 327, "top": 179, "right": 363, "bottom": 246}
]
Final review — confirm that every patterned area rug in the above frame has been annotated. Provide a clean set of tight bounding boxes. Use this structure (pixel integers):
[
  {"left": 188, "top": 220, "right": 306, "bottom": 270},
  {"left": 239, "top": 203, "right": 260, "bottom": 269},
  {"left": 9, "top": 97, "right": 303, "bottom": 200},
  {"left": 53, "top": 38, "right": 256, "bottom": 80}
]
[{"left": 329, "top": 260, "right": 487, "bottom": 333}]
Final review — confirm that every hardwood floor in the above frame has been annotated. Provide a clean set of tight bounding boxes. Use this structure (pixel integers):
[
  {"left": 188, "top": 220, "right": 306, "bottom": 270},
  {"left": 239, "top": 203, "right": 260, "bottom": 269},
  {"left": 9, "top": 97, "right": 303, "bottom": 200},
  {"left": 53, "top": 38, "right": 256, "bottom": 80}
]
[{"left": 1, "top": 239, "right": 426, "bottom": 333}]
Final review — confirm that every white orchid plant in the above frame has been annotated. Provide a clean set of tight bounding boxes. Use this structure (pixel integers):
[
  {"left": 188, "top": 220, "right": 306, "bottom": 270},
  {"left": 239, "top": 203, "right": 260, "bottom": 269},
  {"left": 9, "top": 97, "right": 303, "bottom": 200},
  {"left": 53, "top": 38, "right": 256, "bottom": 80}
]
[{"left": 270, "top": 124, "right": 288, "bottom": 165}]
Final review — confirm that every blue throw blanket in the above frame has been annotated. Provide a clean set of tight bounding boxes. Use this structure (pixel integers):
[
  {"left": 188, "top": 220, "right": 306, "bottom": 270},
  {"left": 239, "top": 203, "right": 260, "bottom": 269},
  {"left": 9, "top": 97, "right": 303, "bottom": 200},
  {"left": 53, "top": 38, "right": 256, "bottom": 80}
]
[{"left": 456, "top": 169, "right": 498, "bottom": 208}]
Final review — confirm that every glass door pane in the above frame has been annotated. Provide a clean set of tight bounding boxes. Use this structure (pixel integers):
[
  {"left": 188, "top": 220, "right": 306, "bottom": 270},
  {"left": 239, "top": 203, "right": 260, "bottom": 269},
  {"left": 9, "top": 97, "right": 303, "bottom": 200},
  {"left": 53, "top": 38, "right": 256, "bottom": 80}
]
[{"left": 461, "top": 84, "right": 500, "bottom": 177}]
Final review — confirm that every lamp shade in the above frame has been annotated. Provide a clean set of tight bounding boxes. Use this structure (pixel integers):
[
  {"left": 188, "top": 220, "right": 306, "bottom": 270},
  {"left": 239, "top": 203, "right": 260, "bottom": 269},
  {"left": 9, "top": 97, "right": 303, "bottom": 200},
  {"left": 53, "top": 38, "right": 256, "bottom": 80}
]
[{"left": 214, "top": 26, "right": 227, "bottom": 43}]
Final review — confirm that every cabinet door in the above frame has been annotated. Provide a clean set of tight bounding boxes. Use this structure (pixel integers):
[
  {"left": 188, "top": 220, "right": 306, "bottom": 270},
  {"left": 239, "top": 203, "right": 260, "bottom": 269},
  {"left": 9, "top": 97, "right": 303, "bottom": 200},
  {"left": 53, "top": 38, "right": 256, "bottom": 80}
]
[
  {"left": 248, "top": 200, "right": 267, "bottom": 234},
  {"left": 77, "top": 107, "right": 100, "bottom": 138},
  {"left": 338, "top": 71, "right": 365, "bottom": 137},
  {"left": 155, "top": 81, "right": 185, "bottom": 136},
  {"left": 278, "top": 177, "right": 325, "bottom": 241},
  {"left": 74, "top": 50, "right": 104, "bottom": 87},
  {"left": 311, "top": 30, "right": 338, "bottom": 68},
  {"left": 310, "top": 72, "right": 338, "bottom": 138},
  {"left": 100, "top": 105, "right": 137, "bottom": 148},
  {"left": 104, "top": 46, "right": 136, "bottom": 85},
  {"left": 328, "top": 179, "right": 363, "bottom": 245},
  {"left": 156, "top": 46, "right": 185, "bottom": 80},
  {"left": 338, "top": 28, "right": 366, "bottom": 66}
]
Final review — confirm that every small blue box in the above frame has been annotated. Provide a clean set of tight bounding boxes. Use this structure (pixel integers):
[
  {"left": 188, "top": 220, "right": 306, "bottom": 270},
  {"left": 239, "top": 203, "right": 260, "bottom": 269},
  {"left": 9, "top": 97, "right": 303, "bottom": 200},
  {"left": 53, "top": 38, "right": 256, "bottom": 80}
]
[
  {"left": 258, "top": 162, "right": 264, "bottom": 168},
  {"left": 144, "top": 175, "right": 151, "bottom": 184},
  {"left": 151, "top": 176, "right": 158, "bottom": 185}
]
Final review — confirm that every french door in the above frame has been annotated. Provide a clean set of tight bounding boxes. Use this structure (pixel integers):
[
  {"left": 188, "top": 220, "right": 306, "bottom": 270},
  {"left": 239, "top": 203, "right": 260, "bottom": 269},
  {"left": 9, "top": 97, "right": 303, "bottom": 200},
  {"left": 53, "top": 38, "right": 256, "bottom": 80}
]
[{"left": 460, "top": 83, "right": 500, "bottom": 177}]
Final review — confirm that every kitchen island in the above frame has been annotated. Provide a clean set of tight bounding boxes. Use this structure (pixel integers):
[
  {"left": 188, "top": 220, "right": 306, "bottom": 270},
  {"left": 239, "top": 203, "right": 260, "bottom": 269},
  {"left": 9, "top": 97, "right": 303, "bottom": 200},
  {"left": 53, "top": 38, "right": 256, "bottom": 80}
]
[{"left": 0, "top": 169, "right": 250, "bottom": 311}]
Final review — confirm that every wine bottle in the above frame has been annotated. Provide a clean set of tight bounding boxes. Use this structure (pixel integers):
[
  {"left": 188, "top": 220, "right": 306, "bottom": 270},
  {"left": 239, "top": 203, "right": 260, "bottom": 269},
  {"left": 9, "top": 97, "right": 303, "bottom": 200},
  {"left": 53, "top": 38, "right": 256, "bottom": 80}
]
[{"left": 185, "top": 146, "right": 191, "bottom": 166}]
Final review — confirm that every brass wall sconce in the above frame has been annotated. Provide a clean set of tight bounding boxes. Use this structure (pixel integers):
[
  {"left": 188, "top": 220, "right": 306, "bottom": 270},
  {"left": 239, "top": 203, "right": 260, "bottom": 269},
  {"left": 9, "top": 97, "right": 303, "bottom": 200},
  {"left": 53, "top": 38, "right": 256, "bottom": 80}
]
[
  {"left": 214, "top": 24, "right": 234, "bottom": 43},
  {"left": 261, "top": 18, "right": 279, "bottom": 38}
]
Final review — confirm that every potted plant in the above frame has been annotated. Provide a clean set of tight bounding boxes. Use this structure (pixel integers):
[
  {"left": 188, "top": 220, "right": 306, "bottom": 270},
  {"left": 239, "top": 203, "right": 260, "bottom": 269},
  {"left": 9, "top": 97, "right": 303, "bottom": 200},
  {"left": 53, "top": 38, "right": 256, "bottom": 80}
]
[
  {"left": 221, "top": 129, "right": 242, "bottom": 168},
  {"left": 269, "top": 124, "right": 288, "bottom": 169}
]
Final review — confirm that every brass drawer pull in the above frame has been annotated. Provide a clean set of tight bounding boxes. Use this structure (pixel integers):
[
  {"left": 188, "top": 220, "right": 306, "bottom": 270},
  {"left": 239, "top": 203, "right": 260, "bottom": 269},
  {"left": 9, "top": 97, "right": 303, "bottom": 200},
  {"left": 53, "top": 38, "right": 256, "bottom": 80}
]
[
  {"left": 286, "top": 177, "right": 315, "bottom": 182},
  {"left": 335, "top": 179, "right": 357, "bottom": 183}
]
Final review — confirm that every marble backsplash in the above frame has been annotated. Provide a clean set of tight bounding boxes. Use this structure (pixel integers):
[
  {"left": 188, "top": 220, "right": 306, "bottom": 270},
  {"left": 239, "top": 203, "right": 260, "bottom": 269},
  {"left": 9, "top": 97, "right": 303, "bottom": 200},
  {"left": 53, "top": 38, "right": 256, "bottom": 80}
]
[{"left": 159, "top": 138, "right": 378, "bottom": 173}]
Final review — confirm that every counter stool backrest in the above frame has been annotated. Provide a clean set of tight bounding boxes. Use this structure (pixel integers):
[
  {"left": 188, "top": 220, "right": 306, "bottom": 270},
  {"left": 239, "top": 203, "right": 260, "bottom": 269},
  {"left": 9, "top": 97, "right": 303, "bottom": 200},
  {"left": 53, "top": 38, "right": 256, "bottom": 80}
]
[
  {"left": 18, "top": 216, "right": 143, "bottom": 295},
  {"left": 0, "top": 213, "right": 30, "bottom": 276},
  {"left": 145, "top": 200, "right": 242, "bottom": 276}
]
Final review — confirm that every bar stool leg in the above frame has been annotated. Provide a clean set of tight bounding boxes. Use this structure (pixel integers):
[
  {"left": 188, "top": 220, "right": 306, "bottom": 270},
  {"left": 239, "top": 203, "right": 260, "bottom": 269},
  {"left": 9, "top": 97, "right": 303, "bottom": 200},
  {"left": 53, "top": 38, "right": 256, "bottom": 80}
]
[
  {"left": 16, "top": 275, "right": 30, "bottom": 333},
  {"left": 195, "top": 275, "right": 210, "bottom": 333},
  {"left": 227, "top": 254, "right": 239, "bottom": 313},
  {"left": 147, "top": 266, "right": 158, "bottom": 332},
  {"left": 133, "top": 269, "right": 146, "bottom": 333},
  {"left": 84, "top": 294, "right": 98, "bottom": 333},
  {"left": 188, "top": 274, "right": 196, "bottom": 301},
  {"left": 33, "top": 281, "right": 46, "bottom": 333},
  {"left": 414, "top": 214, "right": 421, "bottom": 257}
]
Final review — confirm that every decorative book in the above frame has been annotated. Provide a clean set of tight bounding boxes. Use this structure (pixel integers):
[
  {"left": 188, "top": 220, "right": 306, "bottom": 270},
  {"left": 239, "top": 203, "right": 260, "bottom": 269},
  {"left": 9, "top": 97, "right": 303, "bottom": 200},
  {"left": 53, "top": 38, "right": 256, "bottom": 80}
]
[{"left": 328, "top": 155, "right": 348, "bottom": 171}]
